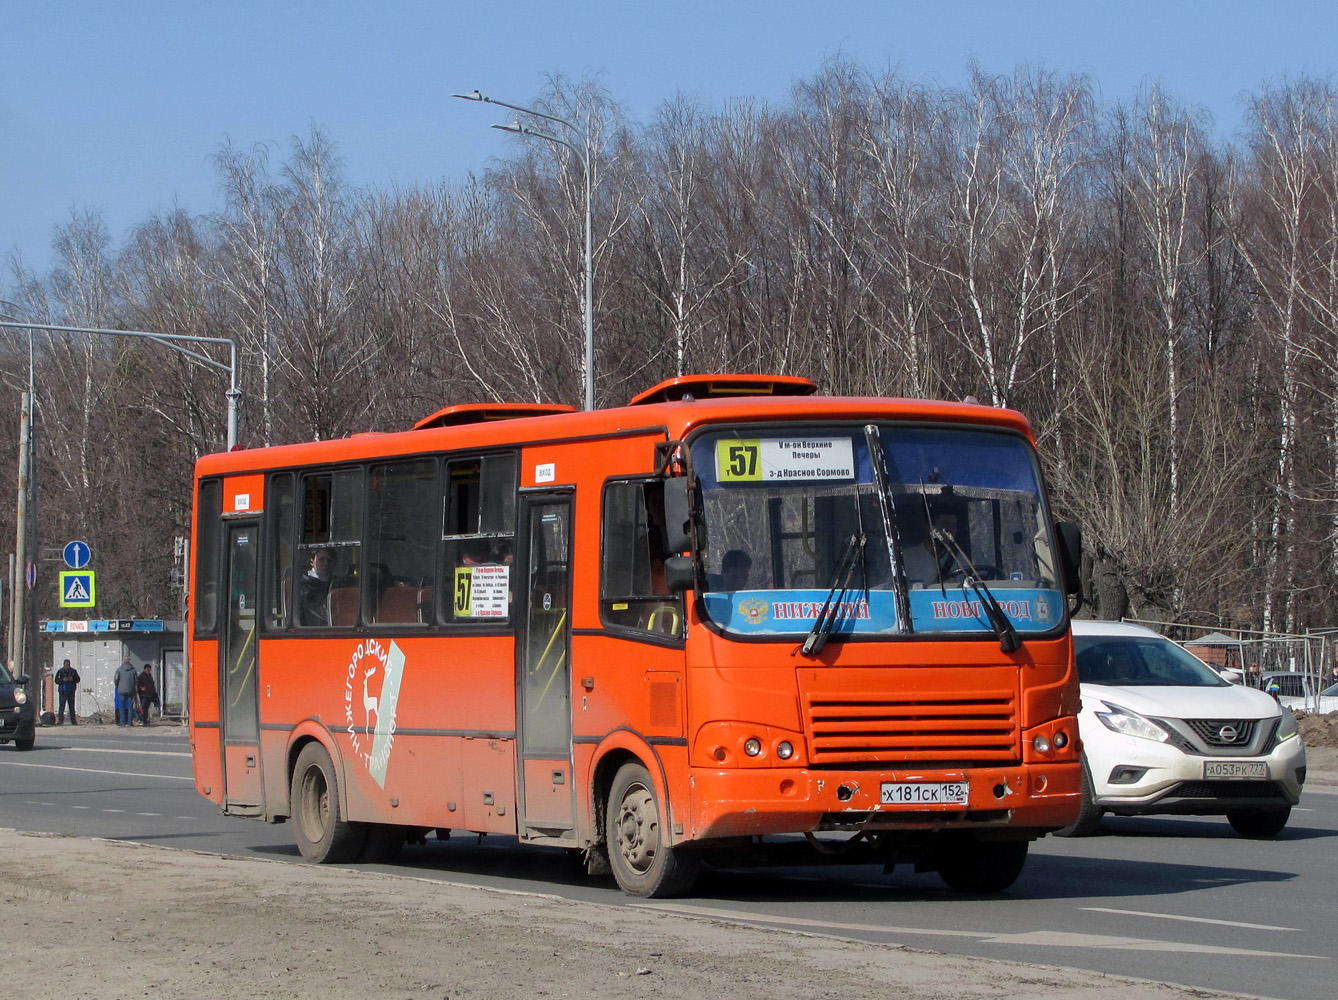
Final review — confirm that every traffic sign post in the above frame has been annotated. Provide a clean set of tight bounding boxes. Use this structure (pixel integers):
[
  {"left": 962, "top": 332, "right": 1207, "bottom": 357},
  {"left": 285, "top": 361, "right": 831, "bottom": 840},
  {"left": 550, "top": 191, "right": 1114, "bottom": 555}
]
[{"left": 63, "top": 540, "right": 91, "bottom": 570}]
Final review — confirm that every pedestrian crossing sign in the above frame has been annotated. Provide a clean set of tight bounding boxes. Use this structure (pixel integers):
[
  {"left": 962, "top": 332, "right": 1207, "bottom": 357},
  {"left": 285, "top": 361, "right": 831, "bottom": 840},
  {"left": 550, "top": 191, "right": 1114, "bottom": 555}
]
[{"left": 59, "top": 571, "right": 96, "bottom": 608}]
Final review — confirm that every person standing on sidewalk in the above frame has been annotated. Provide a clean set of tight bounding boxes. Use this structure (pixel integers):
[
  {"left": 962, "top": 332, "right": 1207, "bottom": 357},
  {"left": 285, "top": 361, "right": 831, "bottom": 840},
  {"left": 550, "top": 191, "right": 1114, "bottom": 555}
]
[
  {"left": 54, "top": 658, "right": 80, "bottom": 725},
  {"left": 113, "top": 656, "right": 137, "bottom": 726},
  {"left": 134, "top": 664, "right": 159, "bottom": 726}
]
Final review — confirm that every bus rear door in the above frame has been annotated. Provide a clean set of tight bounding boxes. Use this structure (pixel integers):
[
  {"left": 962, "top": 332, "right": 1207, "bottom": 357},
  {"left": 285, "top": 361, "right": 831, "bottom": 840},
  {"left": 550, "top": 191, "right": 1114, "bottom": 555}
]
[{"left": 220, "top": 519, "right": 263, "bottom": 813}]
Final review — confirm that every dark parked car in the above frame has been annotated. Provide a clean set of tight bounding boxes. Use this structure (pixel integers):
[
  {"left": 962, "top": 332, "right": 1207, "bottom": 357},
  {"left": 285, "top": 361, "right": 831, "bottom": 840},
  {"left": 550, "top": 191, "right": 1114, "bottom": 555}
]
[{"left": 0, "top": 660, "right": 36, "bottom": 751}]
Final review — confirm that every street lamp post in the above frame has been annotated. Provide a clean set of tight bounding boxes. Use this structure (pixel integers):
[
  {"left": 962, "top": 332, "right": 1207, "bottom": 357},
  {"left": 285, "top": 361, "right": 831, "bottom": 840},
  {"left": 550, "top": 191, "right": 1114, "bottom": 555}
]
[
  {"left": 0, "top": 314, "right": 240, "bottom": 702},
  {"left": 454, "top": 90, "right": 596, "bottom": 412},
  {"left": 0, "top": 320, "right": 240, "bottom": 450}
]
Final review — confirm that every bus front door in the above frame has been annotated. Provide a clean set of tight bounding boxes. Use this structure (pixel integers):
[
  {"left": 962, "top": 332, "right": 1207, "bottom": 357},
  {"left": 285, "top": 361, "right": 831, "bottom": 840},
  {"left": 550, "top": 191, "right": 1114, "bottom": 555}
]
[
  {"left": 516, "top": 495, "right": 576, "bottom": 839},
  {"left": 220, "top": 521, "right": 263, "bottom": 813}
]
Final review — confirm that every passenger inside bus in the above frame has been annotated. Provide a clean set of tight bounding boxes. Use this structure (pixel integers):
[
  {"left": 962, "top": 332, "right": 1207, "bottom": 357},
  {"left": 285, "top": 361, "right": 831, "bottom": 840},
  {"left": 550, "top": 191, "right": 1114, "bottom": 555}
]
[{"left": 299, "top": 547, "right": 336, "bottom": 625}]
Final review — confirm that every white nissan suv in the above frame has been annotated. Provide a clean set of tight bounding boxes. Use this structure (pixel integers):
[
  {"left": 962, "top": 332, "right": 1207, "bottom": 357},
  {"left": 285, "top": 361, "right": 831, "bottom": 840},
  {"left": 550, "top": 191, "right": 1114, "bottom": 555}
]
[{"left": 1062, "top": 620, "right": 1306, "bottom": 838}]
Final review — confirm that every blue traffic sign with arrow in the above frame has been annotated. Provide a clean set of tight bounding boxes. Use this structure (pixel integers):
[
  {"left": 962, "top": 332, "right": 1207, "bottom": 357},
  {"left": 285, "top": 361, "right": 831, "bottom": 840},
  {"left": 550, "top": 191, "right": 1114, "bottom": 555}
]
[{"left": 63, "top": 540, "right": 91, "bottom": 569}]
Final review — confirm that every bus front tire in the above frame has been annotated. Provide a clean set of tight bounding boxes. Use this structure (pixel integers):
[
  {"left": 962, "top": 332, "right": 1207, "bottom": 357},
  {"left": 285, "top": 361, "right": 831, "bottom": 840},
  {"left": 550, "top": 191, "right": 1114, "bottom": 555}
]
[
  {"left": 606, "top": 763, "right": 699, "bottom": 898},
  {"left": 937, "top": 838, "right": 1029, "bottom": 893},
  {"left": 291, "top": 742, "right": 365, "bottom": 863}
]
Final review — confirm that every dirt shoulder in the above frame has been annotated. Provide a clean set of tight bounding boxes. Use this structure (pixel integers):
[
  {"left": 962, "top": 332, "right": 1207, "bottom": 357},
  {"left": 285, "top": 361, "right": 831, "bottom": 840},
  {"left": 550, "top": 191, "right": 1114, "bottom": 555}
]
[{"left": 1, "top": 828, "right": 1257, "bottom": 1000}]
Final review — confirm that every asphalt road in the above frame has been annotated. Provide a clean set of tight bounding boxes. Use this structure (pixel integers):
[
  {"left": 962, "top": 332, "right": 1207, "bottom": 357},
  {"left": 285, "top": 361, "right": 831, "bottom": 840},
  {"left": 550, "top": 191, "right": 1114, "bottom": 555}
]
[{"left": 3, "top": 724, "right": 1334, "bottom": 1000}]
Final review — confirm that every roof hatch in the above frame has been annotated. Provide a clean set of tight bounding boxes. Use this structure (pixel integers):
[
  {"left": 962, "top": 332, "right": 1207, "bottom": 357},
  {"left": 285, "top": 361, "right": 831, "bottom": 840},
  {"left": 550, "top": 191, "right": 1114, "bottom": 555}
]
[
  {"left": 628, "top": 374, "right": 818, "bottom": 406},
  {"left": 413, "top": 402, "right": 576, "bottom": 430}
]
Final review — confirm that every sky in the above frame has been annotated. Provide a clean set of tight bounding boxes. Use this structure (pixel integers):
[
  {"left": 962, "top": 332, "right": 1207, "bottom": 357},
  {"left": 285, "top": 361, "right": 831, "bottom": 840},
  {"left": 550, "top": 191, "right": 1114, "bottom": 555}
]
[{"left": 3, "top": 0, "right": 1337, "bottom": 276}]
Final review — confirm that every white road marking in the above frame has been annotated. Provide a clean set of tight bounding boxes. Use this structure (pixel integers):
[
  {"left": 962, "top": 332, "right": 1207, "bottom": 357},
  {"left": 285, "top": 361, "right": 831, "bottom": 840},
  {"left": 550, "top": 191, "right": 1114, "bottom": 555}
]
[
  {"left": 136, "top": 812, "right": 162, "bottom": 817},
  {"left": 102, "top": 809, "right": 126, "bottom": 813},
  {"left": 0, "top": 761, "right": 194, "bottom": 781},
  {"left": 637, "top": 904, "right": 1326, "bottom": 959},
  {"left": 1083, "top": 906, "right": 1298, "bottom": 932},
  {"left": 54, "top": 747, "right": 191, "bottom": 758},
  {"left": 71, "top": 805, "right": 91, "bottom": 810}
]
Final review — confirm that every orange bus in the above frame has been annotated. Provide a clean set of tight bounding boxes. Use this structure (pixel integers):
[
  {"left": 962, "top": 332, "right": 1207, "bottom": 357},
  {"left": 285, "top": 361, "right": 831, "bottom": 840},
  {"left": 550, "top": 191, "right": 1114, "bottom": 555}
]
[{"left": 188, "top": 375, "right": 1083, "bottom": 896}]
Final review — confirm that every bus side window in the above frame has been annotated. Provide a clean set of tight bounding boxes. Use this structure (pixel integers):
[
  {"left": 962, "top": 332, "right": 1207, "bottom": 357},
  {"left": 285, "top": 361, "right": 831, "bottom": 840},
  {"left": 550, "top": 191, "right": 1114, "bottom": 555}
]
[
  {"left": 601, "top": 480, "right": 683, "bottom": 637},
  {"left": 441, "top": 454, "right": 517, "bottom": 623},
  {"left": 265, "top": 473, "right": 295, "bottom": 629},
  {"left": 297, "top": 469, "right": 363, "bottom": 627},
  {"left": 194, "top": 479, "right": 223, "bottom": 636},
  {"left": 365, "top": 459, "right": 438, "bottom": 625}
]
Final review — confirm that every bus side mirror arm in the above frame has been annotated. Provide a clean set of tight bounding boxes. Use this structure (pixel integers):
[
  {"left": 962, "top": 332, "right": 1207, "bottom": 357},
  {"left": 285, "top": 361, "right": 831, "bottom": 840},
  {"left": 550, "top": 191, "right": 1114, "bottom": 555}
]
[{"left": 1055, "top": 521, "right": 1083, "bottom": 605}]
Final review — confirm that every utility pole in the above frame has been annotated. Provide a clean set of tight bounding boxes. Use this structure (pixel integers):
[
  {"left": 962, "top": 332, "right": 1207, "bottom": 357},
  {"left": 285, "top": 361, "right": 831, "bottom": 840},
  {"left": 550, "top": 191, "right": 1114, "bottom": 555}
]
[{"left": 13, "top": 392, "right": 30, "bottom": 689}]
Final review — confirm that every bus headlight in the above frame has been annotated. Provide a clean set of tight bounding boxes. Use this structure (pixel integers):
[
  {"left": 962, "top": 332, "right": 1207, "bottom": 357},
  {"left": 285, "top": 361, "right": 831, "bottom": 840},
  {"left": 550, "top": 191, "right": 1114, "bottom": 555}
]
[
  {"left": 1053, "top": 730, "right": 1069, "bottom": 749},
  {"left": 744, "top": 737, "right": 762, "bottom": 757},
  {"left": 776, "top": 741, "right": 794, "bottom": 760},
  {"left": 1033, "top": 734, "right": 1051, "bottom": 754}
]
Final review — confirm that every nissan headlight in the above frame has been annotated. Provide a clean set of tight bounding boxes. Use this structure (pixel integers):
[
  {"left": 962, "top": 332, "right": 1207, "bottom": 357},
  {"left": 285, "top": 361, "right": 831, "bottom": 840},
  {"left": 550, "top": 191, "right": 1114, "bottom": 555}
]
[
  {"left": 12, "top": 689, "right": 26, "bottom": 705},
  {"left": 1096, "top": 702, "right": 1169, "bottom": 742},
  {"left": 1276, "top": 708, "right": 1300, "bottom": 743}
]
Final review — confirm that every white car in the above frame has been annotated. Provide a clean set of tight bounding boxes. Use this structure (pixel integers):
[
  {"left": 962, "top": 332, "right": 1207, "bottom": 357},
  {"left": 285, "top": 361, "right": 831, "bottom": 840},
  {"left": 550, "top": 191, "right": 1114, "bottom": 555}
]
[
  {"left": 1061, "top": 621, "right": 1306, "bottom": 838},
  {"left": 1280, "top": 682, "right": 1338, "bottom": 715}
]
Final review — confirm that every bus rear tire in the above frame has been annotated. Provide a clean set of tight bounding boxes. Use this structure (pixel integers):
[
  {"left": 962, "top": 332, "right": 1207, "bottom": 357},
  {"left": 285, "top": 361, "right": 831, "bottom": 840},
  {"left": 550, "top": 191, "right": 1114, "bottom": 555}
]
[
  {"left": 606, "top": 763, "right": 700, "bottom": 898},
  {"left": 291, "top": 742, "right": 365, "bottom": 863},
  {"left": 937, "top": 838, "right": 1028, "bottom": 893}
]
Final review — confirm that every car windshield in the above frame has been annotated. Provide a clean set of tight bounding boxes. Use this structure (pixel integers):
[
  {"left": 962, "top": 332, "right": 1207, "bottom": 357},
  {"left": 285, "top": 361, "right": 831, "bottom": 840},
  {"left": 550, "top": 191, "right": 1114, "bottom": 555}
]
[
  {"left": 0, "top": 660, "right": 13, "bottom": 683},
  {"left": 1320, "top": 683, "right": 1338, "bottom": 697},
  {"left": 1075, "top": 635, "right": 1228, "bottom": 687},
  {"left": 692, "top": 424, "right": 1064, "bottom": 639}
]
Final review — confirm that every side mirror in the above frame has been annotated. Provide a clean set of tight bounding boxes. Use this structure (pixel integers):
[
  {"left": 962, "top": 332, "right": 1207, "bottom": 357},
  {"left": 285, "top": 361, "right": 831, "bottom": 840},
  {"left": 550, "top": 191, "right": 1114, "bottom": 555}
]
[
  {"left": 663, "top": 556, "right": 696, "bottom": 593},
  {"left": 662, "top": 477, "right": 696, "bottom": 554},
  {"left": 14, "top": 675, "right": 30, "bottom": 685},
  {"left": 1055, "top": 521, "right": 1082, "bottom": 597}
]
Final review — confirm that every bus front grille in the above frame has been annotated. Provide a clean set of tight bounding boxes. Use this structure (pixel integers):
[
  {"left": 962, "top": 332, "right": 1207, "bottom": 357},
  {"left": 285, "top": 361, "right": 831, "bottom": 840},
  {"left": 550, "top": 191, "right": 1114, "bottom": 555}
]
[{"left": 804, "top": 693, "right": 1019, "bottom": 764}]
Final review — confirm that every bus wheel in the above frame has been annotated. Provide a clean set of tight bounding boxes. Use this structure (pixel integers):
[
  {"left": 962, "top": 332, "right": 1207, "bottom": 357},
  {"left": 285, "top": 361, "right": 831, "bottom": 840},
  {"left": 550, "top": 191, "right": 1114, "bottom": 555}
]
[
  {"left": 937, "top": 839, "right": 1028, "bottom": 893},
  {"left": 606, "top": 763, "right": 700, "bottom": 898},
  {"left": 291, "top": 742, "right": 365, "bottom": 863}
]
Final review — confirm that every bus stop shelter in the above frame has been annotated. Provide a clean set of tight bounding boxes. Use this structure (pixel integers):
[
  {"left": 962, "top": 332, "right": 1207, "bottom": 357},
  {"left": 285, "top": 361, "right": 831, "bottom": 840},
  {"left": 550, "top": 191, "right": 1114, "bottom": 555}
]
[{"left": 38, "top": 619, "right": 185, "bottom": 722}]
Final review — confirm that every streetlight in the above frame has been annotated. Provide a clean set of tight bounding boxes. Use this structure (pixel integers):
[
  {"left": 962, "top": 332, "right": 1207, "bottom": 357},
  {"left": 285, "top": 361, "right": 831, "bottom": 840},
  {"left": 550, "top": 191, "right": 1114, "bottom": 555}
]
[
  {"left": 0, "top": 310, "right": 240, "bottom": 705},
  {"left": 454, "top": 90, "right": 596, "bottom": 412},
  {"left": 0, "top": 320, "right": 240, "bottom": 449}
]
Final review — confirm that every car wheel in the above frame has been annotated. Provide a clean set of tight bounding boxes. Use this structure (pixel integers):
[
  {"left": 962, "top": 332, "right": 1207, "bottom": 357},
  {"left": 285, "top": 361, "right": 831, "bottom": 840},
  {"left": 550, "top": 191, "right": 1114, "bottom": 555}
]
[
  {"left": 14, "top": 734, "right": 35, "bottom": 751},
  {"left": 1227, "top": 807, "right": 1290, "bottom": 838},
  {"left": 1055, "top": 756, "right": 1102, "bottom": 837}
]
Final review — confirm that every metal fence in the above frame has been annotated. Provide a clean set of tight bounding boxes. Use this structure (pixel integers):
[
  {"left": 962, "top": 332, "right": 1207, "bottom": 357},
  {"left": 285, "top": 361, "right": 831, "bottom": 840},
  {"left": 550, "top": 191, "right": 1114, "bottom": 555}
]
[{"left": 1122, "top": 618, "right": 1336, "bottom": 711}]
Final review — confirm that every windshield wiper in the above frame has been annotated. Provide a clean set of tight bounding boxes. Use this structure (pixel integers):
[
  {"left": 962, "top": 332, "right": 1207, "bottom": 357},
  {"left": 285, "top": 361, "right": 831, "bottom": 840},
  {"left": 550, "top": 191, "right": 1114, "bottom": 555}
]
[
  {"left": 800, "top": 531, "right": 864, "bottom": 657},
  {"left": 931, "top": 529, "right": 1020, "bottom": 653}
]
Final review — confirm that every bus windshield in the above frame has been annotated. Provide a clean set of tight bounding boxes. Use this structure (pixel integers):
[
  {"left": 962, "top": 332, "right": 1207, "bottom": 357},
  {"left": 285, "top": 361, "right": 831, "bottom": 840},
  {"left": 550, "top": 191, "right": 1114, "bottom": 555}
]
[{"left": 692, "top": 425, "right": 1064, "bottom": 639}]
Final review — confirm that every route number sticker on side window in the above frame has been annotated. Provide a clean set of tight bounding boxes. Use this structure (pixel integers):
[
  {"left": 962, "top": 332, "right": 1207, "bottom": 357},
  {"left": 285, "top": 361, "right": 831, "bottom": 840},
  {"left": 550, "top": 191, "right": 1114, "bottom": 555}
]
[{"left": 716, "top": 438, "right": 854, "bottom": 483}]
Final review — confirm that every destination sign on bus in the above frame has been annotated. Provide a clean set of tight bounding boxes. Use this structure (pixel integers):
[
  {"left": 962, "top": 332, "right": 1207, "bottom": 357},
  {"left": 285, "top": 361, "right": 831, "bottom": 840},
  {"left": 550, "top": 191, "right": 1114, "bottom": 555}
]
[{"left": 716, "top": 438, "right": 854, "bottom": 482}]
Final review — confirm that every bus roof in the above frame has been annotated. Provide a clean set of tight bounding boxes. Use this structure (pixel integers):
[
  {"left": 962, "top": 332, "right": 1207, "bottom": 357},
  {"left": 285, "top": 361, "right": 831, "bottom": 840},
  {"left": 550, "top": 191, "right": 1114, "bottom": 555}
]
[{"left": 195, "top": 384, "right": 1032, "bottom": 478}]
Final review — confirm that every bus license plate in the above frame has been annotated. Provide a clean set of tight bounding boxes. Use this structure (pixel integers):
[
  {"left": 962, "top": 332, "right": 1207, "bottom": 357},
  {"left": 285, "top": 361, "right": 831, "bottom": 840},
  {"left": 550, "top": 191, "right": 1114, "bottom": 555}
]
[
  {"left": 880, "top": 781, "right": 969, "bottom": 806},
  {"left": 1204, "top": 761, "right": 1268, "bottom": 780}
]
